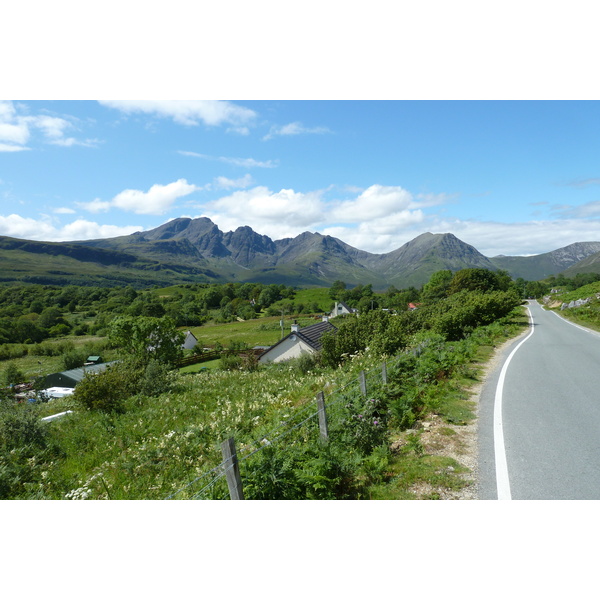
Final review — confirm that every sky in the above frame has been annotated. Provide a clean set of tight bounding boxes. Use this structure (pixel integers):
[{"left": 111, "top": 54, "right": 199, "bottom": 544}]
[
  {"left": 2, "top": 99, "right": 600, "bottom": 258},
  {"left": 3, "top": 0, "right": 596, "bottom": 586},
  {"left": 2, "top": 2, "right": 600, "bottom": 263}
]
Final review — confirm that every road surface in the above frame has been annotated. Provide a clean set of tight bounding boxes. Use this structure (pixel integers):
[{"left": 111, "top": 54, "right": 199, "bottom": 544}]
[{"left": 478, "top": 300, "right": 600, "bottom": 499}]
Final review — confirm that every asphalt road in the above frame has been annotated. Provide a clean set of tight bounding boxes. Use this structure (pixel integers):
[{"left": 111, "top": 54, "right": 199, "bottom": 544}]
[{"left": 478, "top": 300, "right": 600, "bottom": 499}]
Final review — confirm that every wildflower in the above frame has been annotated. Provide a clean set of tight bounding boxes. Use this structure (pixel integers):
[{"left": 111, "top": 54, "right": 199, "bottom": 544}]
[{"left": 373, "top": 420, "right": 379, "bottom": 426}]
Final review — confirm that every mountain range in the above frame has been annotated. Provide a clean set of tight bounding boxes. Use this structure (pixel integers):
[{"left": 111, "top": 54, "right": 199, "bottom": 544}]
[{"left": 1, "top": 217, "right": 600, "bottom": 289}]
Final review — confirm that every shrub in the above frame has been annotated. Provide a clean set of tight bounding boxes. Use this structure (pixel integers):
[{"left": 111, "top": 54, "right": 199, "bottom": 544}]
[
  {"left": 0, "top": 344, "right": 28, "bottom": 362},
  {"left": 73, "top": 362, "right": 139, "bottom": 413},
  {"left": 219, "top": 355, "right": 243, "bottom": 371},
  {"left": 293, "top": 352, "right": 319, "bottom": 375},
  {"left": 62, "top": 350, "right": 87, "bottom": 371},
  {"left": 138, "top": 359, "right": 174, "bottom": 397},
  {"left": 3, "top": 362, "right": 25, "bottom": 387}
]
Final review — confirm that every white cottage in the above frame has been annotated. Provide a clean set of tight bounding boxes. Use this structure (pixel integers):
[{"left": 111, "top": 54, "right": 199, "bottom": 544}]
[
  {"left": 258, "top": 319, "right": 337, "bottom": 364},
  {"left": 329, "top": 301, "right": 358, "bottom": 318},
  {"left": 181, "top": 330, "right": 198, "bottom": 350}
]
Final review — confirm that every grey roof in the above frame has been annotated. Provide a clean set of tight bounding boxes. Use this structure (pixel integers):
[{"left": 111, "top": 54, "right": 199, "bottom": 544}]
[
  {"left": 42, "top": 361, "right": 118, "bottom": 387},
  {"left": 259, "top": 321, "right": 337, "bottom": 360},
  {"left": 295, "top": 321, "right": 337, "bottom": 351}
]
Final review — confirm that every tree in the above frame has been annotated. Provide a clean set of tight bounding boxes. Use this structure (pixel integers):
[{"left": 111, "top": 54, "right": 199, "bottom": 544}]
[
  {"left": 329, "top": 280, "right": 347, "bottom": 301},
  {"left": 421, "top": 270, "right": 453, "bottom": 302},
  {"left": 108, "top": 316, "right": 184, "bottom": 366},
  {"left": 447, "top": 268, "right": 510, "bottom": 296}
]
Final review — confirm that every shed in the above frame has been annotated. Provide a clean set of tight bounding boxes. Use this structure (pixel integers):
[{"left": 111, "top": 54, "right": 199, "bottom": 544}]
[
  {"left": 41, "top": 361, "right": 117, "bottom": 389},
  {"left": 259, "top": 319, "right": 337, "bottom": 364}
]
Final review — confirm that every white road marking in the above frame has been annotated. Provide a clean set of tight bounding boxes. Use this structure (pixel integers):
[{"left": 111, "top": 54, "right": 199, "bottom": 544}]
[
  {"left": 548, "top": 309, "right": 600, "bottom": 338},
  {"left": 494, "top": 303, "right": 535, "bottom": 500}
]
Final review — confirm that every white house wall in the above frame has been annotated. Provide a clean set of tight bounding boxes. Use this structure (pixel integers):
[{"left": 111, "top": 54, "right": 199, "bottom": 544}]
[{"left": 259, "top": 337, "right": 314, "bottom": 364}]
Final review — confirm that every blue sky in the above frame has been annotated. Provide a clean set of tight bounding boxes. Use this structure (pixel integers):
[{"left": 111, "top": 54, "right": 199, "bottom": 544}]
[{"left": 2, "top": 99, "right": 600, "bottom": 257}]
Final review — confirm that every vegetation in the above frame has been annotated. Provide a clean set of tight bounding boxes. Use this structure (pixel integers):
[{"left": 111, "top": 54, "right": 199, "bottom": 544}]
[
  {"left": 0, "top": 267, "right": 534, "bottom": 500},
  {"left": 543, "top": 280, "right": 600, "bottom": 332}
]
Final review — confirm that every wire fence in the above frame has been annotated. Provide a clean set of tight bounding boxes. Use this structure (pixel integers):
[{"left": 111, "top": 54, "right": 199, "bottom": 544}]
[{"left": 165, "top": 347, "right": 418, "bottom": 500}]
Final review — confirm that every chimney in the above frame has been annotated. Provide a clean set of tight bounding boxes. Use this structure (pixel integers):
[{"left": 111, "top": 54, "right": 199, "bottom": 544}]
[
  {"left": 291, "top": 321, "right": 299, "bottom": 333},
  {"left": 322, "top": 315, "right": 329, "bottom": 323}
]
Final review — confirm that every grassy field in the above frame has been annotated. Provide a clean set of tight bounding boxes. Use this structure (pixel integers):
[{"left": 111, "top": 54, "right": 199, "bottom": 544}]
[{"left": 189, "top": 315, "right": 327, "bottom": 348}]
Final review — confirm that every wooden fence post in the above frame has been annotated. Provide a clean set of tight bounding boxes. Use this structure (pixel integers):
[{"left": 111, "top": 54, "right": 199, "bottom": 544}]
[
  {"left": 382, "top": 361, "right": 388, "bottom": 385},
  {"left": 359, "top": 370, "right": 367, "bottom": 397},
  {"left": 316, "top": 391, "right": 329, "bottom": 441},
  {"left": 221, "top": 437, "right": 244, "bottom": 500}
]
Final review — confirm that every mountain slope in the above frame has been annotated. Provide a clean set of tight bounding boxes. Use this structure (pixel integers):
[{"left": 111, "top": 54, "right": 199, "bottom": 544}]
[
  {"left": 374, "top": 233, "right": 497, "bottom": 287},
  {"left": 3, "top": 218, "right": 600, "bottom": 289},
  {"left": 490, "top": 242, "right": 600, "bottom": 280}
]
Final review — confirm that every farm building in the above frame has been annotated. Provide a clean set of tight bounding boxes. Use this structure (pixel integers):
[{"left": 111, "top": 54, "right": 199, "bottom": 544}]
[
  {"left": 41, "top": 361, "right": 117, "bottom": 389},
  {"left": 259, "top": 318, "right": 337, "bottom": 364}
]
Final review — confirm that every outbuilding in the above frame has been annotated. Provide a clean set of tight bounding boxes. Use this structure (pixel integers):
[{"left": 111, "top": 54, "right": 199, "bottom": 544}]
[{"left": 41, "top": 361, "right": 116, "bottom": 389}]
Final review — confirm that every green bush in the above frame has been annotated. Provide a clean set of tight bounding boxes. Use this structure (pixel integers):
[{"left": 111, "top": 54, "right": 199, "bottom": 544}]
[
  {"left": 62, "top": 350, "right": 87, "bottom": 371},
  {"left": 3, "top": 362, "right": 25, "bottom": 387},
  {"left": 138, "top": 359, "right": 174, "bottom": 397},
  {"left": 73, "top": 362, "right": 138, "bottom": 413},
  {"left": 0, "top": 344, "right": 28, "bottom": 362}
]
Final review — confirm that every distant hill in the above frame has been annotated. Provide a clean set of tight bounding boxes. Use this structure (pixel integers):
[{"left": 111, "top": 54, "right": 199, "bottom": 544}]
[
  {"left": 490, "top": 242, "right": 600, "bottom": 280},
  {"left": 76, "top": 218, "right": 499, "bottom": 288},
  {"left": 559, "top": 249, "right": 600, "bottom": 278},
  {"left": 2, "top": 217, "right": 600, "bottom": 289}
]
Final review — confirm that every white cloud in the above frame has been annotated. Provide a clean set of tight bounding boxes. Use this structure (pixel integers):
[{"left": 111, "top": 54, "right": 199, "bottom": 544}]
[
  {"left": 552, "top": 200, "right": 600, "bottom": 219},
  {"left": 112, "top": 179, "right": 199, "bottom": 214},
  {"left": 178, "top": 150, "right": 278, "bottom": 168},
  {"left": 263, "top": 121, "right": 332, "bottom": 141},
  {"left": 213, "top": 174, "right": 254, "bottom": 190},
  {"left": 0, "top": 214, "right": 141, "bottom": 242},
  {"left": 78, "top": 179, "right": 200, "bottom": 215},
  {"left": 59, "top": 219, "right": 142, "bottom": 241},
  {"left": 384, "top": 216, "right": 600, "bottom": 258},
  {"left": 0, "top": 101, "right": 97, "bottom": 150},
  {"left": 53, "top": 207, "right": 76, "bottom": 214},
  {"left": 100, "top": 100, "right": 257, "bottom": 129},
  {"left": 76, "top": 198, "right": 112, "bottom": 213},
  {"left": 0, "top": 143, "right": 29, "bottom": 152},
  {"left": 200, "top": 186, "right": 325, "bottom": 238},
  {"left": 330, "top": 184, "right": 414, "bottom": 222}
]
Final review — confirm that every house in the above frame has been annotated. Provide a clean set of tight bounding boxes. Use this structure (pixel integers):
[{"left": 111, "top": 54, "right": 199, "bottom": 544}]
[
  {"left": 329, "top": 301, "right": 358, "bottom": 318},
  {"left": 84, "top": 355, "right": 102, "bottom": 365},
  {"left": 408, "top": 302, "right": 421, "bottom": 311},
  {"left": 181, "top": 330, "right": 198, "bottom": 350},
  {"left": 258, "top": 318, "right": 337, "bottom": 364},
  {"left": 149, "top": 330, "right": 197, "bottom": 353}
]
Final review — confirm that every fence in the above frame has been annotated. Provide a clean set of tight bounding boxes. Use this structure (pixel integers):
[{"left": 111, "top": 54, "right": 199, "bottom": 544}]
[
  {"left": 165, "top": 349, "right": 410, "bottom": 500},
  {"left": 176, "top": 350, "right": 221, "bottom": 367}
]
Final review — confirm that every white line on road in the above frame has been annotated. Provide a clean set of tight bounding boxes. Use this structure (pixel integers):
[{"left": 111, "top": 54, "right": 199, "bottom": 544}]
[
  {"left": 548, "top": 309, "right": 600, "bottom": 338},
  {"left": 494, "top": 303, "right": 535, "bottom": 500}
]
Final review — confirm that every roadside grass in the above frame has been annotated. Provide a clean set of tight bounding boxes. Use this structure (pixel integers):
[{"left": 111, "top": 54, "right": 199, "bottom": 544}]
[
  {"left": 544, "top": 283, "right": 600, "bottom": 332},
  {"left": 362, "top": 305, "right": 530, "bottom": 500},
  {"left": 552, "top": 301, "right": 600, "bottom": 333},
  {"left": 367, "top": 451, "right": 470, "bottom": 500}
]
